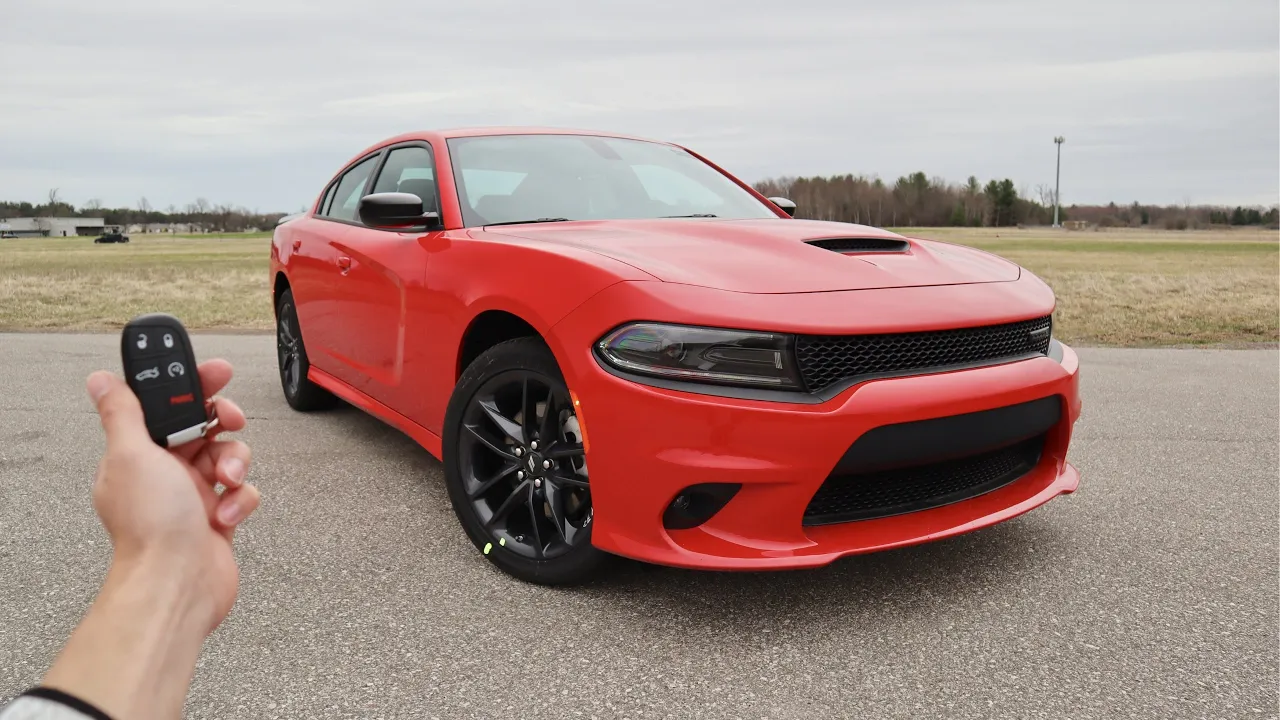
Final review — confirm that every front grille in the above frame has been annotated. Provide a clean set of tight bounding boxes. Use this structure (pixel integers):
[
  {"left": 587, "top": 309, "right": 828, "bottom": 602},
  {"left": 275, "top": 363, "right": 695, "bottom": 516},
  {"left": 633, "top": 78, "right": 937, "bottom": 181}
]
[
  {"left": 795, "top": 315, "right": 1052, "bottom": 393},
  {"left": 803, "top": 435, "right": 1045, "bottom": 526}
]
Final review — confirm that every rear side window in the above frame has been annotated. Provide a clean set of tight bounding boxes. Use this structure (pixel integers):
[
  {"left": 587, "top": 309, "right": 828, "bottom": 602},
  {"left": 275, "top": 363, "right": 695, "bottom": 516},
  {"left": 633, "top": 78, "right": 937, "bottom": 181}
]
[
  {"left": 317, "top": 183, "right": 337, "bottom": 215},
  {"left": 323, "top": 155, "right": 379, "bottom": 222},
  {"left": 371, "top": 146, "right": 438, "bottom": 212}
]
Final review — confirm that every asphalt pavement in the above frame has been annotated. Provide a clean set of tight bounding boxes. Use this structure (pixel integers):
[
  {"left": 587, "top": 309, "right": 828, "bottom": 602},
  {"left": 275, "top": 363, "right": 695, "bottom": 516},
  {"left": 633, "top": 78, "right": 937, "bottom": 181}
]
[{"left": 1, "top": 334, "right": 1276, "bottom": 719}]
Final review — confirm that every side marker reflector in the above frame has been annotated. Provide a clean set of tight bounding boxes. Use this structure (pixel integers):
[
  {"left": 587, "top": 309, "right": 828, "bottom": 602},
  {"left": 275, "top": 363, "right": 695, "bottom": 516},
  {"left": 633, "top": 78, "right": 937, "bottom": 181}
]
[{"left": 569, "top": 390, "right": 590, "bottom": 454}]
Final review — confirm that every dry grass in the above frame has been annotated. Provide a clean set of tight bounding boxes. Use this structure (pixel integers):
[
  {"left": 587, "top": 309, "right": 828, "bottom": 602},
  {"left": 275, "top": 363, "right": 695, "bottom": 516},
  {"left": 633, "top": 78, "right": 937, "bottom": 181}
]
[
  {"left": 0, "top": 235, "right": 272, "bottom": 332},
  {"left": 904, "top": 227, "right": 1279, "bottom": 346},
  {"left": 0, "top": 228, "right": 1276, "bottom": 346}
]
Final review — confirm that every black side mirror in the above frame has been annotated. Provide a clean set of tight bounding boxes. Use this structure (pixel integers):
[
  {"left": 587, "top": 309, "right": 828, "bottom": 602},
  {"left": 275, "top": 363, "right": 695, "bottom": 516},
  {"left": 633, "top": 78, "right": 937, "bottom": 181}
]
[
  {"left": 769, "top": 197, "right": 797, "bottom": 217},
  {"left": 358, "top": 192, "right": 441, "bottom": 230}
]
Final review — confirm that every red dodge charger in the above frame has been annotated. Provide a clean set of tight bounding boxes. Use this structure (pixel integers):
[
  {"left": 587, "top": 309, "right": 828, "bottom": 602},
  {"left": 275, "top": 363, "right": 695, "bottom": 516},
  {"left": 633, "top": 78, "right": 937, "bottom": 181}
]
[{"left": 270, "top": 128, "right": 1082, "bottom": 584}]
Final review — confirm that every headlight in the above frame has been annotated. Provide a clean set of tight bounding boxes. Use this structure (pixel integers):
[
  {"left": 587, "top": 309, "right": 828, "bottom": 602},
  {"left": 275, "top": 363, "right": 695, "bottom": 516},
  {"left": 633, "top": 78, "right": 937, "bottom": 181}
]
[{"left": 596, "top": 323, "right": 801, "bottom": 389}]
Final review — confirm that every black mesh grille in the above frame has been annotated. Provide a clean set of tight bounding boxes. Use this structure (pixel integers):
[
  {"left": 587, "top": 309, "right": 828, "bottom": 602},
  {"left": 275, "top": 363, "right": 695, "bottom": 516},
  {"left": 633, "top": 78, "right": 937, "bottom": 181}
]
[
  {"left": 803, "top": 436, "right": 1045, "bottom": 525},
  {"left": 805, "top": 237, "right": 910, "bottom": 253},
  {"left": 796, "top": 315, "right": 1052, "bottom": 393}
]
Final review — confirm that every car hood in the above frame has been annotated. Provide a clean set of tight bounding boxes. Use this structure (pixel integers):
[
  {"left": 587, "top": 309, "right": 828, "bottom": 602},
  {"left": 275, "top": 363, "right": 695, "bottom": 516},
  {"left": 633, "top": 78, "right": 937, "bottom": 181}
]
[{"left": 483, "top": 218, "right": 1019, "bottom": 294}]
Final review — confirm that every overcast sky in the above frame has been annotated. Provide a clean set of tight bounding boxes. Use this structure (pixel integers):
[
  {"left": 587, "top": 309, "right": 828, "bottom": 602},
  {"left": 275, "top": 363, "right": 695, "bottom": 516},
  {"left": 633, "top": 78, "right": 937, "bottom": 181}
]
[{"left": 2, "top": 0, "right": 1277, "bottom": 212}]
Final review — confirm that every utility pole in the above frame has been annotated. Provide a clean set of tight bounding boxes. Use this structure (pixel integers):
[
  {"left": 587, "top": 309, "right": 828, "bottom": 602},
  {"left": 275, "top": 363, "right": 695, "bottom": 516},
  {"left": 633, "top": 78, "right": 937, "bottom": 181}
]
[{"left": 1053, "top": 136, "right": 1065, "bottom": 227}]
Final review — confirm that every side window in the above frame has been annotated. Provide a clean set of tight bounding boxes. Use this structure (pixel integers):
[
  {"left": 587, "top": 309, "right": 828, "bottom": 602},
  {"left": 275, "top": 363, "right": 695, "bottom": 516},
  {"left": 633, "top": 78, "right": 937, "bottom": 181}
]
[
  {"left": 323, "top": 155, "right": 379, "bottom": 222},
  {"left": 371, "top": 146, "right": 437, "bottom": 212},
  {"left": 317, "top": 183, "right": 337, "bottom": 215}
]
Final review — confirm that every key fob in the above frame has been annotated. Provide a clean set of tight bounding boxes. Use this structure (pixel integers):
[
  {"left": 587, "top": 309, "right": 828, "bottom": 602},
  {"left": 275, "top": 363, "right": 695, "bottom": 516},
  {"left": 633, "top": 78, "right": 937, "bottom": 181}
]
[{"left": 121, "top": 313, "right": 210, "bottom": 447}]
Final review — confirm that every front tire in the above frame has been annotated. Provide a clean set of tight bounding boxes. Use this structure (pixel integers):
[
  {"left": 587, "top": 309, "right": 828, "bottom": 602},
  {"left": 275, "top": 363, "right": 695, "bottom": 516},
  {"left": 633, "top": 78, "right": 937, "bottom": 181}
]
[
  {"left": 276, "top": 289, "right": 336, "bottom": 411},
  {"left": 443, "top": 338, "right": 610, "bottom": 585}
]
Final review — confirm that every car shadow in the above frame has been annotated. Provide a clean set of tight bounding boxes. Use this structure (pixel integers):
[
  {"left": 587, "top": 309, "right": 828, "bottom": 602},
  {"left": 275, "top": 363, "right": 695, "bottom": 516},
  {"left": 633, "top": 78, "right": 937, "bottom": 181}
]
[{"left": 571, "top": 517, "right": 1070, "bottom": 634}]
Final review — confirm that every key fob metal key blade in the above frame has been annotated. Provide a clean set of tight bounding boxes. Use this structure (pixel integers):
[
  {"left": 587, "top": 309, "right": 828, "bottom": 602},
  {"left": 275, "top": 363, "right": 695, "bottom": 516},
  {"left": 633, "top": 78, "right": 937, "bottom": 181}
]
[{"left": 121, "top": 313, "right": 208, "bottom": 447}]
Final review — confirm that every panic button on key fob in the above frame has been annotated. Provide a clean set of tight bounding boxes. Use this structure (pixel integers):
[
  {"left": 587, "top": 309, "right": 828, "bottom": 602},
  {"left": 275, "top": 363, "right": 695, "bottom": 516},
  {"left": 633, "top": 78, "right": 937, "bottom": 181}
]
[{"left": 122, "top": 313, "right": 211, "bottom": 447}]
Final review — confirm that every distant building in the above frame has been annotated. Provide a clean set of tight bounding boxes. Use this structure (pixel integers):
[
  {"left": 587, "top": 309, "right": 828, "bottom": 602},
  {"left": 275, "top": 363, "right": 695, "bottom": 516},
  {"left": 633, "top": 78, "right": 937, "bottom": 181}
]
[
  {"left": 126, "top": 222, "right": 199, "bottom": 234},
  {"left": 0, "top": 217, "right": 111, "bottom": 238}
]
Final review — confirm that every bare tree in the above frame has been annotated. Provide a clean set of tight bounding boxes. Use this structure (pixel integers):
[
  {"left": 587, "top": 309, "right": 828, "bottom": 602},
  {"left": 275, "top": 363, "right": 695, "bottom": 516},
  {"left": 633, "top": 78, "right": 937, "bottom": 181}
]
[
  {"left": 1035, "top": 184, "right": 1056, "bottom": 207},
  {"left": 1017, "top": 183, "right": 1033, "bottom": 206},
  {"left": 48, "top": 188, "right": 60, "bottom": 205},
  {"left": 138, "top": 196, "right": 152, "bottom": 213},
  {"left": 215, "top": 203, "right": 235, "bottom": 232},
  {"left": 84, "top": 198, "right": 103, "bottom": 211}
]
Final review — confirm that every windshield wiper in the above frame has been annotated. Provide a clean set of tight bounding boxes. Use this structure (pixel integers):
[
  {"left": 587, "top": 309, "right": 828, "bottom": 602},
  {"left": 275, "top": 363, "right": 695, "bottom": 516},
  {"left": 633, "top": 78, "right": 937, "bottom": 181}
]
[
  {"left": 484, "top": 217, "right": 572, "bottom": 227},
  {"left": 660, "top": 213, "right": 718, "bottom": 218}
]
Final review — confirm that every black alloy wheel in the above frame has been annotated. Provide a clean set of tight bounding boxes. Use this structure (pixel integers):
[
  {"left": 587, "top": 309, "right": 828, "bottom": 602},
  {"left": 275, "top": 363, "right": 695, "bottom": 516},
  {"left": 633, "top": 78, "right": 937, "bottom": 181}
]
[
  {"left": 277, "top": 303, "right": 302, "bottom": 397},
  {"left": 444, "top": 338, "right": 610, "bottom": 584},
  {"left": 275, "top": 289, "right": 335, "bottom": 411}
]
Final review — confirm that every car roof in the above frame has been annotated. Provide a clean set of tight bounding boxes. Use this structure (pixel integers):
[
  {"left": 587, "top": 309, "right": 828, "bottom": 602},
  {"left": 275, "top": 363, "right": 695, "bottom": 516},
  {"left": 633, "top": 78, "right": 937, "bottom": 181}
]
[{"left": 373, "top": 126, "right": 674, "bottom": 146}]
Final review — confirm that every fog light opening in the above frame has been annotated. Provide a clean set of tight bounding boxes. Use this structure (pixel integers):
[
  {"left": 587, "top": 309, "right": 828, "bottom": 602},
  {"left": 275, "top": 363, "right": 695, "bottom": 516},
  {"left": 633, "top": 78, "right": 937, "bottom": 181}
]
[{"left": 662, "top": 483, "right": 742, "bottom": 530}]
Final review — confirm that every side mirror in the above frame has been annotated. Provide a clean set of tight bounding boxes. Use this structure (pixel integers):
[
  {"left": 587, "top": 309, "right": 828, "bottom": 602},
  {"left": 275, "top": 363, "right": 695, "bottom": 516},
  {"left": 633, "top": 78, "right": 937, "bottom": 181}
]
[
  {"left": 769, "top": 197, "right": 797, "bottom": 217},
  {"left": 358, "top": 192, "right": 441, "bottom": 230}
]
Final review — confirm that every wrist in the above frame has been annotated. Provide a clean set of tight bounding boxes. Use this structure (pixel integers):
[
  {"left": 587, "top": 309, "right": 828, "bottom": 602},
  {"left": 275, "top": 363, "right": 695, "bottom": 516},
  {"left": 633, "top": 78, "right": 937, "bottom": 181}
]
[
  {"left": 108, "top": 548, "right": 219, "bottom": 632},
  {"left": 40, "top": 552, "right": 214, "bottom": 720}
]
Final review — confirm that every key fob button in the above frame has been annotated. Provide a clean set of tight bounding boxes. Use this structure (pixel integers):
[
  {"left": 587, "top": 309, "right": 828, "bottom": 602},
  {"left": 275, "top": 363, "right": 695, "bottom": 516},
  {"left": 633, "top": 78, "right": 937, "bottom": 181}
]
[
  {"left": 138, "top": 388, "right": 179, "bottom": 422},
  {"left": 164, "top": 356, "right": 189, "bottom": 379},
  {"left": 130, "top": 326, "right": 170, "bottom": 359},
  {"left": 128, "top": 358, "right": 170, "bottom": 387},
  {"left": 139, "top": 387, "right": 198, "bottom": 418}
]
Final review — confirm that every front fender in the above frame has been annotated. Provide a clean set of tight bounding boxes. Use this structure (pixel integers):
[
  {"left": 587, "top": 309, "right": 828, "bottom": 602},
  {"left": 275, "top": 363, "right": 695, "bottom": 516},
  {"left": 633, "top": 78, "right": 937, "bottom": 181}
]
[{"left": 416, "top": 232, "right": 653, "bottom": 432}]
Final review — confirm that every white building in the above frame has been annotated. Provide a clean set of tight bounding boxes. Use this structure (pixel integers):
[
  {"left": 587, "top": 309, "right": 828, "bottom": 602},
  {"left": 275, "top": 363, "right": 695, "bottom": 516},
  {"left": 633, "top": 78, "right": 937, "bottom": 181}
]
[
  {"left": 126, "top": 222, "right": 199, "bottom": 234},
  {"left": 0, "top": 217, "right": 109, "bottom": 238}
]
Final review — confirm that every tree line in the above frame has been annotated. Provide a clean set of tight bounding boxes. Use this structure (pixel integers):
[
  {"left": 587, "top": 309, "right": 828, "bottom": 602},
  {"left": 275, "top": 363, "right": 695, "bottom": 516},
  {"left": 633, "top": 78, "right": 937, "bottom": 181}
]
[
  {"left": 2, "top": 179, "right": 1277, "bottom": 232},
  {"left": 752, "top": 173, "right": 1280, "bottom": 230},
  {"left": 0, "top": 190, "right": 289, "bottom": 233}
]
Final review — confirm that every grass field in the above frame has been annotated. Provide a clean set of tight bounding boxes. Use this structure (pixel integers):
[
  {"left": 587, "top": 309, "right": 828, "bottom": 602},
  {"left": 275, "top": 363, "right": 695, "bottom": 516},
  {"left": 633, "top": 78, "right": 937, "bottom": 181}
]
[
  {"left": 0, "top": 227, "right": 1276, "bottom": 346},
  {"left": 0, "top": 235, "right": 271, "bottom": 332},
  {"left": 904, "top": 227, "right": 1279, "bottom": 346}
]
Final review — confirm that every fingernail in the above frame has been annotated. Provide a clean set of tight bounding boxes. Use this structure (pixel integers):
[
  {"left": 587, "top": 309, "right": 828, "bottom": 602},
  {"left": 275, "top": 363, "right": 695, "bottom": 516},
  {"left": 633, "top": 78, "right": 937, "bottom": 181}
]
[
  {"left": 222, "top": 457, "right": 246, "bottom": 485},
  {"left": 218, "top": 499, "right": 244, "bottom": 526},
  {"left": 87, "top": 373, "right": 111, "bottom": 403}
]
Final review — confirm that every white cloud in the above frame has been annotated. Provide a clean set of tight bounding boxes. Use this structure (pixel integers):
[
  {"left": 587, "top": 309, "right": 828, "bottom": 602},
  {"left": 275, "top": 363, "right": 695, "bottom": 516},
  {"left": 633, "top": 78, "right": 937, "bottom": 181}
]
[{"left": 0, "top": 0, "right": 1275, "bottom": 209}]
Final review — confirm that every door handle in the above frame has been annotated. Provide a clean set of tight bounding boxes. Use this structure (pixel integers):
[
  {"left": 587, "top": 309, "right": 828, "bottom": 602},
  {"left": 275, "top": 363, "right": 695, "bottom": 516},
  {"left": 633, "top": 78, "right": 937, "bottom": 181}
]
[
  {"left": 291, "top": 239, "right": 301, "bottom": 251},
  {"left": 337, "top": 256, "right": 352, "bottom": 274}
]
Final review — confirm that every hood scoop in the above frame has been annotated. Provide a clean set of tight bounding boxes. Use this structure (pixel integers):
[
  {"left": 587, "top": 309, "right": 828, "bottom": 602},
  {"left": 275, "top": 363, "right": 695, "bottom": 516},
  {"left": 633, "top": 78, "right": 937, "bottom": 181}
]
[{"left": 806, "top": 237, "right": 910, "bottom": 253}]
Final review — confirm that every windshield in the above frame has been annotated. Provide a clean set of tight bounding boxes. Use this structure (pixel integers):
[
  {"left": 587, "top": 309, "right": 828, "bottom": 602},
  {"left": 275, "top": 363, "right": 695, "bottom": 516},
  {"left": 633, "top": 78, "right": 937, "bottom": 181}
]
[{"left": 445, "top": 134, "right": 778, "bottom": 227}]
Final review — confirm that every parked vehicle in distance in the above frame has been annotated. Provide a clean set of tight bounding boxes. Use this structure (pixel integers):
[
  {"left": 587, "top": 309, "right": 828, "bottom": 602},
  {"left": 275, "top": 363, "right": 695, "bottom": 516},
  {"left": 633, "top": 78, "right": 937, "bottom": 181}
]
[
  {"left": 270, "top": 128, "right": 1082, "bottom": 584},
  {"left": 93, "top": 233, "right": 130, "bottom": 244}
]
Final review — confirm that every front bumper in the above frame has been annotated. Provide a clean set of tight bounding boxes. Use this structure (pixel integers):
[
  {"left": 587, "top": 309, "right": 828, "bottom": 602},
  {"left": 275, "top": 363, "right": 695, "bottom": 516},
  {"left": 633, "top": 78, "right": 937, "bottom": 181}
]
[{"left": 551, "top": 284, "right": 1082, "bottom": 571}]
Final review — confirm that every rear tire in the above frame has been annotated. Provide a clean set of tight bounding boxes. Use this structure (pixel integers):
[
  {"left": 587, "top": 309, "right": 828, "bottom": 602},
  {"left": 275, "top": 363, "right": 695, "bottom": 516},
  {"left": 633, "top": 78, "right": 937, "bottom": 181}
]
[
  {"left": 276, "top": 288, "right": 336, "bottom": 411},
  {"left": 443, "top": 337, "right": 611, "bottom": 585}
]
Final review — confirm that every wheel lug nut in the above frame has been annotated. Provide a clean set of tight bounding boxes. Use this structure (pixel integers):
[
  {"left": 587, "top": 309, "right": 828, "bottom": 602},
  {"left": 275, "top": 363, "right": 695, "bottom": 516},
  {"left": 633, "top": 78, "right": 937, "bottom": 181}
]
[
  {"left": 514, "top": 447, "right": 524, "bottom": 457},
  {"left": 534, "top": 478, "right": 542, "bottom": 488},
  {"left": 517, "top": 470, "right": 525, "bottom": 480},
  {"left": 531, "top": 441, "right": 539, "bottom": 450},
  {"left": 542, "top": 460, "right": 551, "bottom": 469}
]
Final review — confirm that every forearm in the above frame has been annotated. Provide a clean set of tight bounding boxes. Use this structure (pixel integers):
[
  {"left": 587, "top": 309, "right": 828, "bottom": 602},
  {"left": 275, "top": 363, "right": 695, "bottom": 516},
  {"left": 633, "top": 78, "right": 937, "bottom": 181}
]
[{"left": 39, "top": 554, "right": 212, "bottom": 720}]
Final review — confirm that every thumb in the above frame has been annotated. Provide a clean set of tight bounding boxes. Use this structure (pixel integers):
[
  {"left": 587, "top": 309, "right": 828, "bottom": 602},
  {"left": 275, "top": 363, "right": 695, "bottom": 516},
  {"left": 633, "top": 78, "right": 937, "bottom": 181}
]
[{"left": 87, "top": 371, "right": 151, "bottom": 448}]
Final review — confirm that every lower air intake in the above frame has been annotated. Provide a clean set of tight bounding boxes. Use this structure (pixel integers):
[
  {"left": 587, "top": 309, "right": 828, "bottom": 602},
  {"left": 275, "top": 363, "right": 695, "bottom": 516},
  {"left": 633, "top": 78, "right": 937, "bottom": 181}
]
[{"left": 802, "top": 435, "right": 1045, "bottom": 526}]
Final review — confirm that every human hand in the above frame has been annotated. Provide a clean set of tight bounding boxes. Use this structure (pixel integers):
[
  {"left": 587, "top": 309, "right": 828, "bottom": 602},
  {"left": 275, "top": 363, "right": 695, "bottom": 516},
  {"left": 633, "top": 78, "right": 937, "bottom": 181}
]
[
  {"left": 30, "top": 360, "right": 262, "bottom": 719},
  {"left": 86, "top": 359, "right": 260, "bottom": 635}
]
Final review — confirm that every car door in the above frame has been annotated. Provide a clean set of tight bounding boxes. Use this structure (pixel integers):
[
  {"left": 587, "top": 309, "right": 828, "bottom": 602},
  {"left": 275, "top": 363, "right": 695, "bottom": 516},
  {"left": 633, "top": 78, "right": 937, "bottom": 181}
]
[
  {"left": 288, "top": 152, "right": 382, "bottom": 371},
  {"left": 325, "top": 143, "right": 442, "bottom": 404}
]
